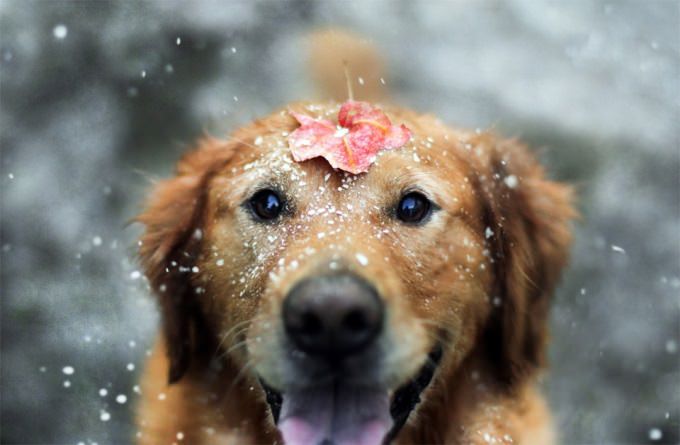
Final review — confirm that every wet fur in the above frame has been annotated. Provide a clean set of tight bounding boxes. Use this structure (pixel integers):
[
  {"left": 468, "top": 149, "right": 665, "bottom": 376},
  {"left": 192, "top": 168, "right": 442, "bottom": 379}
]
[{"left": 135, "top": 33, "right": 574, "bottom": 445}]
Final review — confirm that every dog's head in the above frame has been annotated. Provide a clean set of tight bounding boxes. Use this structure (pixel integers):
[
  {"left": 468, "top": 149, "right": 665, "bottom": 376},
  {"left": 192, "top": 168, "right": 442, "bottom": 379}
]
[{"left": 137, "top": 102, "right": 574, "bottom": 445}]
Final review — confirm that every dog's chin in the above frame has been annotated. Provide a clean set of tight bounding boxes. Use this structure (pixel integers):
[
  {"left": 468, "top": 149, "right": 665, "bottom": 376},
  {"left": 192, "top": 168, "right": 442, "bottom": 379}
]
[{"left": 259, "top": 345, "right": 442, "bottom": 445}]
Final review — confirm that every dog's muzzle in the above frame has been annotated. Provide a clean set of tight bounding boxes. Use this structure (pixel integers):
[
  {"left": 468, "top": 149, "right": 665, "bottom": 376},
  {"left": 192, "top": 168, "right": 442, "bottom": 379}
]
[
  {"left": 260, "top": 345, "right": 443, "bottom": 444},
  {"left": 259, "top": 272, "right": 442, "bottom": 445}
]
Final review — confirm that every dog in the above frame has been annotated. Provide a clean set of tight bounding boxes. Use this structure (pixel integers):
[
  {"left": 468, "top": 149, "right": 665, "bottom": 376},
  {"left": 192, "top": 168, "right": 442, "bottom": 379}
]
[{"left": 135, "top": 31, "right": 575, "bottom": 445}]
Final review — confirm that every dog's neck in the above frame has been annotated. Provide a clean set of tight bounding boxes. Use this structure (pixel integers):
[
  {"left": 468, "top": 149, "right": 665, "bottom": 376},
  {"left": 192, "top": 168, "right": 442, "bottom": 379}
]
[
  {"left": 394, "top": 349, "right": 552, "bottom": 445},
  {"left": 138, "top": 340, "right": 278, "bottom": 445}
]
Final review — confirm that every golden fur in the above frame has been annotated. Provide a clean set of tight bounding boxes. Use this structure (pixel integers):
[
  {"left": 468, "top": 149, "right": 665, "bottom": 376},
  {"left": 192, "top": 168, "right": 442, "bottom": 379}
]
[{"left": 135, "top": 31, "right": 574, "bottom": 445}]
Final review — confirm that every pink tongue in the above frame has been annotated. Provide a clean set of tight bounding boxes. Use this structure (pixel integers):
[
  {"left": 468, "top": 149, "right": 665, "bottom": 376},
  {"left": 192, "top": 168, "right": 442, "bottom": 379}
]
[{"left": 278, "top": 383, "right": 392, "bottom": 445}]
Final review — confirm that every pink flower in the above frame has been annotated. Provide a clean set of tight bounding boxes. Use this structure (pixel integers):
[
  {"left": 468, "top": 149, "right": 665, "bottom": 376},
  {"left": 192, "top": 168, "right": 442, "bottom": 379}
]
[{"left": 288, "top": 101, "right": 412, "bottom": 174}]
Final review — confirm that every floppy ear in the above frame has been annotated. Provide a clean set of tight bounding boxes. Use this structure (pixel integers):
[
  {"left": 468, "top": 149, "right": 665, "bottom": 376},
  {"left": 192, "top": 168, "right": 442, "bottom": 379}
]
[
  {"left": 477, "top": 135, "right": 576, "bottom": 385},
  {"left": 136, "top": 138, "right": 234, "bottom": 383}
]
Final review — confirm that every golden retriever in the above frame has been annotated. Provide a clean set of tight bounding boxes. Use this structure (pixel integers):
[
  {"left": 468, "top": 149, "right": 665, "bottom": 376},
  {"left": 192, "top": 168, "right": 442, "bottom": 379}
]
[{"left": 135, "top": 31, "right": 575, "bottom": 445}]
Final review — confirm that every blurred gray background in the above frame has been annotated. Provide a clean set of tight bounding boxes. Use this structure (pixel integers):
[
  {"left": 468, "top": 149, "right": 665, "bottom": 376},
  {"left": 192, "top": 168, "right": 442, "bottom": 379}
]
[{"left": 1, "top": 1, "right": 678, "bottom": 444}]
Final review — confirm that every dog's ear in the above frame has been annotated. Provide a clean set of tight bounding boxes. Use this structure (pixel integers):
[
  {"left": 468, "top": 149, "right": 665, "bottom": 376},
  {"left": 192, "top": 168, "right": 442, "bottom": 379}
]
[
  {"left": 476, "top": 135, "right": 576, "bottom": 385},
  {"left": 136, "top": 138, "right": 234, "bottom": 383}
]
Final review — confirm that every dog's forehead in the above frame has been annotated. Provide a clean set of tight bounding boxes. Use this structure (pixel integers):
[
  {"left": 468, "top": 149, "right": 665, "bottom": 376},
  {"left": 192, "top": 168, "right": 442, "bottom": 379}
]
[{"left": 218, "top": 102, "right": 478, "bottom": 209}]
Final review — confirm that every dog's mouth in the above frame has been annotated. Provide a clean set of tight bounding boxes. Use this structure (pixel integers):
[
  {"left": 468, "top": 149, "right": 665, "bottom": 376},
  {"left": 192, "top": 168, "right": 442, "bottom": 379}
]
[{"left": 260, "top": 345, "right": 442, "bottom": 445}]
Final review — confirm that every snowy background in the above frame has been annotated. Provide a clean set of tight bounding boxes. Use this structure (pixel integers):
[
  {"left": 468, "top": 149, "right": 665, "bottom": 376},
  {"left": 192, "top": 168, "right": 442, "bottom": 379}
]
[{"left": 1, "top": 1, "right": 678, "bottom": 444}]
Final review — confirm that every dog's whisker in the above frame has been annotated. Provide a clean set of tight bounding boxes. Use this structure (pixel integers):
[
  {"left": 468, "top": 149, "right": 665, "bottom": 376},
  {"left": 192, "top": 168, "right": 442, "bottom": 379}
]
[
  {"left": 219, "top": 338, "right": 252, "bottom": 359},
  {"left": 213, "top": 335, "right": 248, "bottom": 363},
  {"left": 214, "top": 321, "right": 251, "bottom": 353},
  {"left": 218, "top": 323, "right": 254, "bottom": 349},
  {"left": 220, "top": 318, "right": 253, "bottom": 342},
  {"left": 224, "top": 356, "right": 264, "bottom": 397},
  {"left": 214, "top": 313, "right": 272, "bottom": 353},
  {"left": 214, "top": 334, "right": 247, "bottom": 361},
  {"left": 215, "top": 324, "right": 277, "bottom": 363}
]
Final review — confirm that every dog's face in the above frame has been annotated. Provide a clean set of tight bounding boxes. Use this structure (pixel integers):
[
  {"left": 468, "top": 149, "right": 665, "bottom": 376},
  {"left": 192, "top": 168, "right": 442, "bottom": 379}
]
[{"left": 138, "top": 103, "right": 574, "bottom": 445}]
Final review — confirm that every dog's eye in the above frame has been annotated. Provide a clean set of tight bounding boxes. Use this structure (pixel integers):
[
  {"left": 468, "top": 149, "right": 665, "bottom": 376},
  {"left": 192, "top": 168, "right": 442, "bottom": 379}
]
[
  {"left": 396, "top": 192, "right": 432, "bottom": 224},
  {"left": 249, "top": 189, "right": 283, "bottom": 221}
]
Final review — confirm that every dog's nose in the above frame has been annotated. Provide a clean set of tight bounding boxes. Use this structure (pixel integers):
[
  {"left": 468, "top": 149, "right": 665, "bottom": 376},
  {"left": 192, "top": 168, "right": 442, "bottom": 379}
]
[{"left": 283, "top": 274, "right": 384, "bottom": 359}]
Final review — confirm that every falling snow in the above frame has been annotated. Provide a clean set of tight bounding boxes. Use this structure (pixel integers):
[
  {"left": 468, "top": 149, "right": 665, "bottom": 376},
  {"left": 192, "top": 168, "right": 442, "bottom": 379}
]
[
  {"left": 2, "top": 3, "right": 677, "bottom": 445},
  {"left": 503, "top": 175, "right": 518, "bottom": 188},
  {"left": 52, "top": 24, "right": 68, "bottom": 39},
  {"left": 648, "top": 428, "right": 662, "bottom": 441},
  {"left": 355, "top": 253, "right": 369, "bottom": 266}
]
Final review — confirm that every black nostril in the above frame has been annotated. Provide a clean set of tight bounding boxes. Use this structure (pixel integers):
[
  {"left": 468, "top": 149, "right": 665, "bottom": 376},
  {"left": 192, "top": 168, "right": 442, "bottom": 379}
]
[
  {"left": 343, "top": 309, "right": 368, "bottom": 332},
  {"left": 300, "top": 311, "right": 323, "bottom": 335},
  {"left": 283, "top": 273, "right": 384, "bottom": 360}
]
